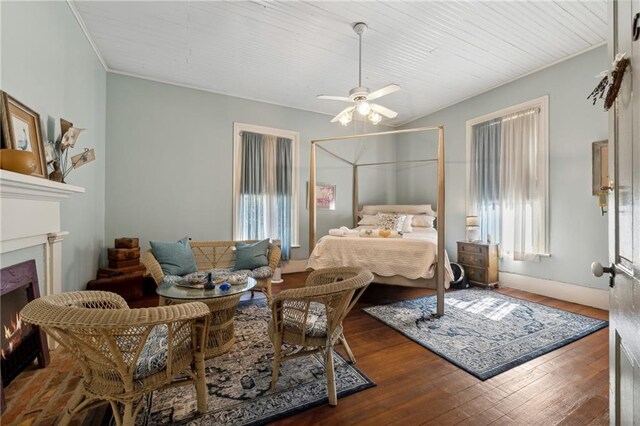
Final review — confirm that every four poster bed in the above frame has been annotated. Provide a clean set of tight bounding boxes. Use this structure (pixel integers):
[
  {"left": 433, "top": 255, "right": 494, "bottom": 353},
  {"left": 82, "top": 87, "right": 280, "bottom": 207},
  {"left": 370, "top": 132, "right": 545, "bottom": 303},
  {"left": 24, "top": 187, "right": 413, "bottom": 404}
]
[{"left": 307, "top": 126, "right": 448, "bottom": 316}]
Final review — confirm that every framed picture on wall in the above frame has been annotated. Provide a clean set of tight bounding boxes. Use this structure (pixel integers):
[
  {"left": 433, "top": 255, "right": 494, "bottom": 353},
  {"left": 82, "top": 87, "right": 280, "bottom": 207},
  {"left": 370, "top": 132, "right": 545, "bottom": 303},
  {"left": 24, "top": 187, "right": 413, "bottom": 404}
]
[
  {"left": 0, "top": 91, "right": 47, "bottom": 177},
  {"left": 307, "top": 182, "right": 336, "bottom": 210}
]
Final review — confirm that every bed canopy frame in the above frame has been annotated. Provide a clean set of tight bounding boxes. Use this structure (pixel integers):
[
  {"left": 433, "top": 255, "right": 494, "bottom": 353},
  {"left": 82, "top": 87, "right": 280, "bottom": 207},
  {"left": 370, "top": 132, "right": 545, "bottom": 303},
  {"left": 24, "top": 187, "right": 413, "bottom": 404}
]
[{"left": 309, "top": 126, "right": 446, "bottom": 316}]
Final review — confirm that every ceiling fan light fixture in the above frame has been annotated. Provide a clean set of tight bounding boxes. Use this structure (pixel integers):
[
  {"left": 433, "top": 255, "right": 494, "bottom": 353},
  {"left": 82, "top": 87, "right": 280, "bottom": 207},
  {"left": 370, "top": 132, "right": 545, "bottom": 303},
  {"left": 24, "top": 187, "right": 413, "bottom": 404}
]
[
  {"left": 339, "top": 112, "right": 352, "bottom": 126},
  {"left": 368, "top": 111, "right": 382, "bottom": 125},
  {"left": 356, "top": 100, "right": 370, "bottom": 116}
]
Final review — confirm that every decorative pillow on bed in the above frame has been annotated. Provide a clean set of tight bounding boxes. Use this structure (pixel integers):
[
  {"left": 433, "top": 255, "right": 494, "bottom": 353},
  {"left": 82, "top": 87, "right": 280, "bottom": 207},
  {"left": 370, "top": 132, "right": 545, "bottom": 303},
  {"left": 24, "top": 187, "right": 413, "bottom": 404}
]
[
  {"left": 376, "top": 213, "right": 406, "bottom": 231},
  {"left": 401, "top": 214, "right": 414, "bottom": 233},
  {"left": 357, "top": 214, "right": 378, "bottom": 226},
  {"left": 412, "top": 214, "right": 436, "bottom": 228}
]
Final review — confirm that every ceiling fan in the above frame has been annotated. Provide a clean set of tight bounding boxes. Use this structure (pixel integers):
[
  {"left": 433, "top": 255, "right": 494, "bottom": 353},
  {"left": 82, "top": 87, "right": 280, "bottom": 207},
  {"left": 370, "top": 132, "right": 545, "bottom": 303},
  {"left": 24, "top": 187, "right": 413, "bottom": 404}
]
[{"left": 318, "top": 22, "right": 400, "bottom": 126}]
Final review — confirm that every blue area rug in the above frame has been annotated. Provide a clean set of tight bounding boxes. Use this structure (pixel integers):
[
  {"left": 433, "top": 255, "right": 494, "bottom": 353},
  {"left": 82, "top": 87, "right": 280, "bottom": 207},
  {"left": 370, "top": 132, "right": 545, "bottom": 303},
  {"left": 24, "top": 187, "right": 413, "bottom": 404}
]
[
  {"left": 363, "top": 288, "right": 608, "bottom": 380},
  {"left": 127, "top": 299, "right": 374, "bottom": 425}
]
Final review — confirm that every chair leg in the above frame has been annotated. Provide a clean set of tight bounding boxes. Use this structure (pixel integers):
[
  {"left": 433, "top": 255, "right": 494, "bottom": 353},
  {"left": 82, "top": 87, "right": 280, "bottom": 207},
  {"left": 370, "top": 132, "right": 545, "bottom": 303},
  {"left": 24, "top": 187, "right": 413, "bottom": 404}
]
[
  {"left": 194, "top": 353, "right": 208, "bottom": 413},
  {"left": 339, "top": 332, "right": 356, "bottom": 364},
  {"left": 271, "top": 337, "right": 282, "bottom": 391},
  {"left": 263, "top": 279, "right": 272, "bottom": 305},
  {"left": 122, "top": 402, "right": 135, "bottom": 426},
  {"left": 326, "top": 347, "right": 337, "bottom": 406},
  {"left": 58, "top": 386, "right": 85, "bottom": 426}
]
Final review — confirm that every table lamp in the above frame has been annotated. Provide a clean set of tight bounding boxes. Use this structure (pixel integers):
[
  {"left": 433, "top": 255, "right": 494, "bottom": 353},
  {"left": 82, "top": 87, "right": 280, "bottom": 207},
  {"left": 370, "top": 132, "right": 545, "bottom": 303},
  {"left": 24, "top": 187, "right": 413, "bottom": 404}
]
[{"left": 466, "top": 216, "right": 480, "bottom": 242}]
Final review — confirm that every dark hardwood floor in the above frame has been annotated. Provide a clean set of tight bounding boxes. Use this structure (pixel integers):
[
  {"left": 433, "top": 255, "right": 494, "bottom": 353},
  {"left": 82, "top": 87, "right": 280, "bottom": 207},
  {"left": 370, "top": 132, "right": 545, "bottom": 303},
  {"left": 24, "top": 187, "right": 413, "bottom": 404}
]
[
  {"left": 271, "top": 273, "right": 609, "bottom": 426},
  {"left": 1, "top": 272, "right": 609, "bottom": 425}
]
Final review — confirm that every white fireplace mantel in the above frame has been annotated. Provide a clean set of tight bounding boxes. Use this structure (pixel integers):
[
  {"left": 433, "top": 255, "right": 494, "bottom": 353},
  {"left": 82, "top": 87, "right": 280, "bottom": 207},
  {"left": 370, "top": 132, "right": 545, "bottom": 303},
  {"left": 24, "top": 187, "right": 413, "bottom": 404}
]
[{"left": 0, "top": 170, "right": 84, "bottom": 296}]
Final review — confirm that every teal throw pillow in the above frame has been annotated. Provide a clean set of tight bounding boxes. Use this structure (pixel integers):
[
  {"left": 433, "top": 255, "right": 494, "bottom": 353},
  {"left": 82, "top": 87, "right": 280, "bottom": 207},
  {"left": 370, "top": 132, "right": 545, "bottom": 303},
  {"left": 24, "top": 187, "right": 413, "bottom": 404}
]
[
  {"left": 150, "top": 237, "right": 198, "bottom": 276},
  {"left": 234, "top": 239, "right": 269, "bottom": 271}
]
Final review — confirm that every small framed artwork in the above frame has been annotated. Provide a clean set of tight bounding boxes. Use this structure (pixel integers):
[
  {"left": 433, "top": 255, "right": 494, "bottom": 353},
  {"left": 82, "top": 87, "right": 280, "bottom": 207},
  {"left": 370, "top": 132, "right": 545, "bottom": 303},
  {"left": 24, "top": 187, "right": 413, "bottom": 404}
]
[
  {"left": 0, "top": 92, "right": 47, "bottom": 177},
  {"left": 307, "top": 182, "right": 336, "bottom": 210}
]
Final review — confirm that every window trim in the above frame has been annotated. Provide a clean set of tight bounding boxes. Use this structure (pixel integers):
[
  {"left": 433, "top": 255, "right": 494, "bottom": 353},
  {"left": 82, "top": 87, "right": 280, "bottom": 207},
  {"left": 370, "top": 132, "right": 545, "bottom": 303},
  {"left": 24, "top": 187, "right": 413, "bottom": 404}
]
[
  {"left": 465, "top": 95, "right": 550, "bottom": 256},
  {"left": 232, "top": 122, "right": 300, "bottom": 247}
]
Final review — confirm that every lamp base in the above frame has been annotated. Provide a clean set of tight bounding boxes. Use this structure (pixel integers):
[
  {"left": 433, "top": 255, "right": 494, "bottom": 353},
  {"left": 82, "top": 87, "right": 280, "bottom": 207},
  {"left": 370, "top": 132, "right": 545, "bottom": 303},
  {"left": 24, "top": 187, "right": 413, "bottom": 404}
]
[{"left": 466, "top": 226, "right": 480, "bottom": 243}]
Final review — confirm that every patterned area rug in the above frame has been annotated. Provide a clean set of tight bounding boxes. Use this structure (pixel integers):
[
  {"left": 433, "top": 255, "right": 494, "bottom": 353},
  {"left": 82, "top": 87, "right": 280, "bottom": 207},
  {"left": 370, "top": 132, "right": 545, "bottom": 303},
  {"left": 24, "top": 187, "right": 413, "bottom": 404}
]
[
  {"left": 130, "top": 299, "right": 374, "bottom": 425},
  {"left": 363, "top": 288, "right": 608, "bottom": 380}
]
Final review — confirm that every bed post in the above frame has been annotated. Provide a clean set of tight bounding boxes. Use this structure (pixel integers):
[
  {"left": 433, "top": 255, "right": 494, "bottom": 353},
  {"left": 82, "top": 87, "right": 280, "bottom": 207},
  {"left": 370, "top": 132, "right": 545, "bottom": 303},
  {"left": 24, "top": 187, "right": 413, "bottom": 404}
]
[
  {"left": 309, "top": 141, "right": 317, "bottom": 253},
  {"left": 353, "top": 165, "right": 359, "bottom": 228},
  {"left": 436, "top": 126, "right": 445, "bottom": 317}
]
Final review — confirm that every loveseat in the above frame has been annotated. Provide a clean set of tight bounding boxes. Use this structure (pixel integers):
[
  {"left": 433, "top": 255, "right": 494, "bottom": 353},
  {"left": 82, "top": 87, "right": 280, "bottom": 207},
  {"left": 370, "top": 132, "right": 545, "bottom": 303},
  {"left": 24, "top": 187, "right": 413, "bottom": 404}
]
[{"left": 141, "top": 240, "right": 281, "bottom": 303}]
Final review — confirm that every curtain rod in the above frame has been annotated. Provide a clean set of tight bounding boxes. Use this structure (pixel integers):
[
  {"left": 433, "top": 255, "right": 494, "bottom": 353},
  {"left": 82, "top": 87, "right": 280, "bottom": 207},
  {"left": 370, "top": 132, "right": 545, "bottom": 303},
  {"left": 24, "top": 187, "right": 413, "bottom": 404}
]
[
  {"left": 239, "top": 131, "right": 292, "bottom": 140},
  {"left": 476, "top": 107, "right": 541, "bottom": 127}
]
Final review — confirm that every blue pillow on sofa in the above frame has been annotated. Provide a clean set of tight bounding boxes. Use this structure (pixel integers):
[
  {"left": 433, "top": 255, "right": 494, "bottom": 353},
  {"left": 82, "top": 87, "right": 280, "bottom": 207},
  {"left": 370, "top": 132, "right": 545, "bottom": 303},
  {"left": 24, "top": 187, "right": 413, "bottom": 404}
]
[
  {"left": 150, "top": 237, "right": 197, "bottom": 276},
  {"left": 234, "top": 239, "right": 269, "bottom": 271}
]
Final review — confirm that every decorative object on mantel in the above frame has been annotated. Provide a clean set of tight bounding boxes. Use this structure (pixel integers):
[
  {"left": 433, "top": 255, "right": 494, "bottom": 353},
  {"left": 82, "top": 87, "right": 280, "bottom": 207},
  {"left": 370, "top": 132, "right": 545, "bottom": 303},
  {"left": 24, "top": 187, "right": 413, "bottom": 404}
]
[
  {"left": 49, "top": 118, "right": 94, "bottom": 183},
  {"left": 0, "top": 149, "right": 37, "bottom": 175},
  {"left": 588, "top": 53, "right": 630, "bottom": 111},
  {"left": 0, "top": 91, "right": 48, "bottom": 177}
]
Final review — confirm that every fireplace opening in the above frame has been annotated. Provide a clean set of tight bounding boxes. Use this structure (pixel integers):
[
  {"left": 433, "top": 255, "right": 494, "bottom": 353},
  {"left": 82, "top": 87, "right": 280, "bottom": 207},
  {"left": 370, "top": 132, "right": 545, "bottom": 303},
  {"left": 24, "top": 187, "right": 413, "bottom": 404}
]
[{"left": 0, "top": 260, "right": 50, "bottom": 412}]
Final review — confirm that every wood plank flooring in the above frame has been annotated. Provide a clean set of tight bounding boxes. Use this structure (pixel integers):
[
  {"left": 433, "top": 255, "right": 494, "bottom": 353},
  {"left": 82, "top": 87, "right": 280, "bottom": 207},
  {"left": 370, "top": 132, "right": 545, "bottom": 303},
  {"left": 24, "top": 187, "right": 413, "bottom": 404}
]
[
  {"left": 0, "top": 273, "right": 609, "bottom": 425},
  {"left": 271, "top": 273, "right": 609, "bottom": 426}
]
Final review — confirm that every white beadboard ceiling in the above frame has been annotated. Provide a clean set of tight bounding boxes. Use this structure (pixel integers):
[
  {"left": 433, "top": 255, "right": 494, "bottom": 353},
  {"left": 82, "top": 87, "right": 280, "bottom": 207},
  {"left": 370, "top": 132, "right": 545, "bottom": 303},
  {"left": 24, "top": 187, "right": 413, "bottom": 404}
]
[{"left": 72, "top": 0, "right": 607, "bottom": 126}]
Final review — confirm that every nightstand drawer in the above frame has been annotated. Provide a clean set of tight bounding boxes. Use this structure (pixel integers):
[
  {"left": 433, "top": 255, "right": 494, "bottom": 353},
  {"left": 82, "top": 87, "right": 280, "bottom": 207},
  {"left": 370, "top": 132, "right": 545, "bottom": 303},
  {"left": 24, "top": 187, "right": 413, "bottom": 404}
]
[
  {"left": 458, "top": 242, "right": 487, "bottom": 255},
  {"left": 458, "top": 252, "right": 487, "bottom": 267},
  {"left": 464, "top": 265, "right": 487, "bottom": 283}
]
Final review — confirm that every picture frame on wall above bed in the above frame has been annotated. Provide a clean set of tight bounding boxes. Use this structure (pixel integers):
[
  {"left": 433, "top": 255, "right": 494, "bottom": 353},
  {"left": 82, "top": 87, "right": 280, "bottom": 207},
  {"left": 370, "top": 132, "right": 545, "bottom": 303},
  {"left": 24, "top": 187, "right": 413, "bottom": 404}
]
[
  {"left": 0, "top": 91, "right": 48, "bottom": 178},
  {"left": 306, "top": 181, "right": 336, "bottom": 210}
]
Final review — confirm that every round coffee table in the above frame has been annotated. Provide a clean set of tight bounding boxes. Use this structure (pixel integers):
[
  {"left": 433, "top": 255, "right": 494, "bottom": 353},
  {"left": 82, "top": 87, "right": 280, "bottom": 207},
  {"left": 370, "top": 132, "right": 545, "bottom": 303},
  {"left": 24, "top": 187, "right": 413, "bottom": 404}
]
[{"left": 157, "top": 277, "right": 256, "bottom": 359}]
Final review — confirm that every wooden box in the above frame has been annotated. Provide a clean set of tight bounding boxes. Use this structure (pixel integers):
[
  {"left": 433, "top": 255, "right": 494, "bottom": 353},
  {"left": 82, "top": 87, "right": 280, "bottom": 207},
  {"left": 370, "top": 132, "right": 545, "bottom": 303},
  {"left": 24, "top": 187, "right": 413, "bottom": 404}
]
[
  {"left": 115, "top": 237, "right": 139, "bottom": 249},
  {"left": 108, "top": 247, "right": 140, "bottom": 261},
  {"left": 108, "top": 259, "right": 140, "bottom": 269}
]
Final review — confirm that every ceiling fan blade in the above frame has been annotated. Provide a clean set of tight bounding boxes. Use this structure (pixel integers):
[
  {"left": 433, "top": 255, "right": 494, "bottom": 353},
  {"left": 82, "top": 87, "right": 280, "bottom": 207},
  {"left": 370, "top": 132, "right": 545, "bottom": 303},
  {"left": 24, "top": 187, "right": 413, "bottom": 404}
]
[
  {"left": 317, "top": 95, "right": 351, "bottom": 102},
  {"left": 370, "top": 103, "right": 398, "bottom": 119},
  {"left": 330, "top": 106, "right": 356, "bottom": 122},
  {"left": 367, "top": 84, "right": 401, "bottom": 101}
]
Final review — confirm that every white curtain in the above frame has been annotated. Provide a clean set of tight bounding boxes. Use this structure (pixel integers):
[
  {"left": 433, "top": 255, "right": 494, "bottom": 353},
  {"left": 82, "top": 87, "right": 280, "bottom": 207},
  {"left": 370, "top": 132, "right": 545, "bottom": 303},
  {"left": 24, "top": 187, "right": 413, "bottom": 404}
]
[
  {"left": 470, "top": 118, "right": 502, "bottom": 243},
  {"left": 499, "top": 108, "right": 547, "bottom": 260}
]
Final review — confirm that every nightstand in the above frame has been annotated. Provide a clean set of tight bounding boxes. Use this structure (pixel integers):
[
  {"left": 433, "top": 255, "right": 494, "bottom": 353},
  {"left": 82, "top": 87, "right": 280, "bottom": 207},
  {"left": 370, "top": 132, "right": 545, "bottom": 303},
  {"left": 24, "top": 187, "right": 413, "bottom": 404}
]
[{"left": 457, "top": 241, "right": 499, "bottom": 288}]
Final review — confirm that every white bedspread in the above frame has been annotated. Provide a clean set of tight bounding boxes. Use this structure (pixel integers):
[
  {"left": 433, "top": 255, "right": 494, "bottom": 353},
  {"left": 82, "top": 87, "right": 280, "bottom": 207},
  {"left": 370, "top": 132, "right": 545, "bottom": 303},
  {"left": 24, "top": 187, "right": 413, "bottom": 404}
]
[{"left": 307, "top": 228, "right": 453, "bottom": 285}]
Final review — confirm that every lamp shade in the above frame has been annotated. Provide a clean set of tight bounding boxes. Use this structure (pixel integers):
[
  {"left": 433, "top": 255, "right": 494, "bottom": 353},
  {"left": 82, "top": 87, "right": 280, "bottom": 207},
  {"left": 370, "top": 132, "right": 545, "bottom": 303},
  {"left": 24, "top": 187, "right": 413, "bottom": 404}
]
[{"left": 466, "top": 216, "right": 479, "bottom": 227}]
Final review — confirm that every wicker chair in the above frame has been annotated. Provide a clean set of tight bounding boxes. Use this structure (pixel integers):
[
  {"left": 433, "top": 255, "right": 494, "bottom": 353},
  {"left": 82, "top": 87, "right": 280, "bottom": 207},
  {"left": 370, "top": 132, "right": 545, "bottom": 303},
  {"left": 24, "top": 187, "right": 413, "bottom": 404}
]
[
  {"left": 142, "top": 240, "right": 281, "bottom": 303},
  {"left": 269, "top": 267, "right": 373, "bottom": 406},
  {"left": 20, "top": 291, "right": 210, "bottom": 426}
]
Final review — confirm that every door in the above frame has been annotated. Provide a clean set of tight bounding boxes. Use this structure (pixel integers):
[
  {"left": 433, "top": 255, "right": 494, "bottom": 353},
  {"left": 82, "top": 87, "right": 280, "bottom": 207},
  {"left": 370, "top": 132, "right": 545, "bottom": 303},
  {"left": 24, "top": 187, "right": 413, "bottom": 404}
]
[{"left": 597, "top": 1, "right": 640, "bottom": 424}]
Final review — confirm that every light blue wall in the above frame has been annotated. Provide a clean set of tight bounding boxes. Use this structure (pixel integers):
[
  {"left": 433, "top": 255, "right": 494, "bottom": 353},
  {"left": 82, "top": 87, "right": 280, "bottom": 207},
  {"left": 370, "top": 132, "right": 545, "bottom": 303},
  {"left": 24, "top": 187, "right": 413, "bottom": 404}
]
[
  {"left": 399, "top": 46, "right": 609, "bottom": 289},
  {"left": 1, "top": 1, "right": 107, "bottom": 291},
  {"left": 105, "top": 73, "right": 396, "bottom": 259}
]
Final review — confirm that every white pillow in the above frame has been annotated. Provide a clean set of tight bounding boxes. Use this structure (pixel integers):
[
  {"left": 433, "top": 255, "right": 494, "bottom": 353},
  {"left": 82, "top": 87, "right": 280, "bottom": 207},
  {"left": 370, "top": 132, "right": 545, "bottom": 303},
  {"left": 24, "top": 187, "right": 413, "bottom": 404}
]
[
  {"left": 401, "top": 214, "right": 414, "bottom": 233},
  {"left": 357, "top": 214, "right": 378, "bottom": 226},
  {"left": 376, "top": 213, "right": 406, "bottom": 232},
  {"left": 412, "top": 214, "right": 435, "bottom": 228}
]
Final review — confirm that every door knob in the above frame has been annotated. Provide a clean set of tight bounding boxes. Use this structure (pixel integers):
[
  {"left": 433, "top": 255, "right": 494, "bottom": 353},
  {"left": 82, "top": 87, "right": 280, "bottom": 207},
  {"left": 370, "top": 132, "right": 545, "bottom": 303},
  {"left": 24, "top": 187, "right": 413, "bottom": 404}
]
[{"left": 591, "top": 262, "right": 616, "bottom": 287}]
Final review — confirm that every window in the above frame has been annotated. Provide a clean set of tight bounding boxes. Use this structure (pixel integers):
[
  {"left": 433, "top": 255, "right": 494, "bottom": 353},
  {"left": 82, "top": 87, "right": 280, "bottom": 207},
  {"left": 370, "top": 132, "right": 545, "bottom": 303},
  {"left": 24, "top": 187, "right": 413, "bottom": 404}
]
[
  {"left": 233, "top": 123, "right": 299, "bottom": 260},
  {"left": 466, "top": 96, "right": 549, "bottom": 260}
]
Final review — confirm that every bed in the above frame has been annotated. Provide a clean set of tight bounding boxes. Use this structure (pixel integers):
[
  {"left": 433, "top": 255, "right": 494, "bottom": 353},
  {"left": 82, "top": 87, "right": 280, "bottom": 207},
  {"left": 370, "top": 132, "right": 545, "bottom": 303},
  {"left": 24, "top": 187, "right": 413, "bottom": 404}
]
[
  {"left": 307, "top": 205, "right": 453, "bottom": 290},
  {"left": 309, "top": 126, "right": 447, "bottom": 315}
]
